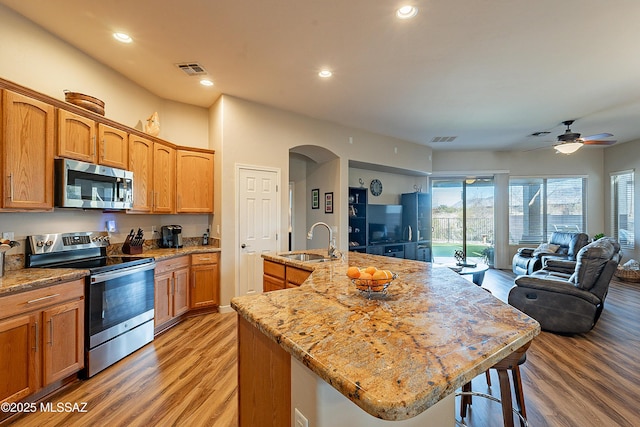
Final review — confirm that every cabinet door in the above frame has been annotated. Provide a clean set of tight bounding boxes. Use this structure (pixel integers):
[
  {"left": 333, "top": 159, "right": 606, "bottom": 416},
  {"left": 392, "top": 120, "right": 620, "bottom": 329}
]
[
  {"left": 152, "top": 143, "right": 176, "bottom": 213},
  {"left": 285, "top": 266, "right": 311, "bottom": 288},
  {"left": 128, "top": 135, "right": 154, "bottom": 212},
  {"left": 190, "top": 263, "right": 219, "bottom": 308},
  {"left": 263, "top": 275, "right": 285, "bottom": 292},
  {"left": 57, "top": 109, "right": 96, "bottom": 163},
  {"left": 154, "top": 271, "right": 173, "bottom": 327},
  {"left": 42, "top": 299, "right": 84, "bottom": 385},
  {"left": 2, "top": 90, "right": 54, "bottom": 209},
  {"left": 98, "top": 123, "right": 128, "bottom": 169},
  {"left": 176, "top": 149, "right": 214, "bottom": 213},
  {"left": 0, "top": 313, "right": 39, "bottom": 403},
  {"left": 173, "top": 267, "right": 190, "bottom": 317}
]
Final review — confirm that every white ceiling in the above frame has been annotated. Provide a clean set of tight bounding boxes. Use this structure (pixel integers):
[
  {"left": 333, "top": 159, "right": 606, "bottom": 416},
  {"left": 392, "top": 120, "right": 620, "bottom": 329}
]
[{"left": 3, "top": 0, "right": 640, "bottom": 152}]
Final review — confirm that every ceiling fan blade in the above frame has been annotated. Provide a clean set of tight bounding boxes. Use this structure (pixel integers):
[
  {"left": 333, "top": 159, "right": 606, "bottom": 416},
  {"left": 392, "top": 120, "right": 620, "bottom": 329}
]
[
  {"left": 583, "top": 139, "right": 617, "bottom": 146},
  {"left": 582, "top": 133, "right": 613, "bottom": 141}
]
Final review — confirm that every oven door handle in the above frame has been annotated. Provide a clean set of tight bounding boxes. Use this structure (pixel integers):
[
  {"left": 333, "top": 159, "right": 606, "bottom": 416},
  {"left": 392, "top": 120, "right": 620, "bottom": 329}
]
[{"left": 90, "top": 261, "right": 156, "bottom": 283}]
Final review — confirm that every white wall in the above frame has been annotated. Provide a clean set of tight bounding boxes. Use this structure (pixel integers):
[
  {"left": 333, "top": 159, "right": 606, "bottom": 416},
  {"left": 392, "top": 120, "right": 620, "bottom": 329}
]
[
  {"left": 604, "top": 139, "right": 640, "bottom": 263},
  {"left": 215, "top": 95, "right": 433, "bottom": 307},
  {"left": 348, "top": 168, "right": 429, "bottom": 206}
]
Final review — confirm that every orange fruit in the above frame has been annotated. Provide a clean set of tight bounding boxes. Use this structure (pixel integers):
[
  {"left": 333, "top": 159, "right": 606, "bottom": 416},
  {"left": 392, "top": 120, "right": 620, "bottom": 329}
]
[
  {"left": 382, "top": 270, "right": 393, "bottom": 279},
  {"left": 372, "top": 270, "right": 388, "bottom": 281},
  {"left": 347, "top": 266, "right": 361, "bottom": 279},
  {"left": 364, "top": 266, "right": 378, "bottom": 275},
  {"left": 359, "top": 272, "right": 372, "bottom": 281}
]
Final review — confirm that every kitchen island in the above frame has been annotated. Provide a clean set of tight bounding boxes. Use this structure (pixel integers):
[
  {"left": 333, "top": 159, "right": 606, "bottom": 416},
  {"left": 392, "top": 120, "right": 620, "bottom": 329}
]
[{"left": 231, "top": 251, "right": 540, "bottom": 426}]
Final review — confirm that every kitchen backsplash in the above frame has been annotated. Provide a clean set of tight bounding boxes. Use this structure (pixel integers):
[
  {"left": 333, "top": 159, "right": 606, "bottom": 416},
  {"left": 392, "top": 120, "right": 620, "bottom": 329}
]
[{"left": 2, "top": 236, "right": 220, "bottom": 273}]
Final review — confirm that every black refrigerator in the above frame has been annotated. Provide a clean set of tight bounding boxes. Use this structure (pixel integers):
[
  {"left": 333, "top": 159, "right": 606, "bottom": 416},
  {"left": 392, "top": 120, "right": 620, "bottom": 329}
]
[{"left": 401, "top": 192, "right": 431, "bottom": 262}]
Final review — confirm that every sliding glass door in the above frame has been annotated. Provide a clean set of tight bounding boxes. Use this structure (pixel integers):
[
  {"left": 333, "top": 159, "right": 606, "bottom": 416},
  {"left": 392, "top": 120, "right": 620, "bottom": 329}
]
[{"left": 431, "top": 177, "right": 495, "bottom": 265}]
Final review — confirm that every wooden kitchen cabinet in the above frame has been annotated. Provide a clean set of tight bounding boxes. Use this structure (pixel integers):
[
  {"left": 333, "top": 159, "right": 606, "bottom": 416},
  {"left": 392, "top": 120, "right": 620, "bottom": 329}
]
[
  {"left": 152, "top": 142, "right": 176, "bottom": 214},
  {"left": 1, "top": 90, "right": 55, "bottom": 210},
  {"left": 154, "top": 256, "right": 190, "bottom": 332},
  {"left": 128, "top": 134, "right": 154, "bottom": 212},
  {"left": 0, "top": 279, "right": 84, "bottom": 404},
  {"left": 97, "top": 123, "right": 128, "bottom": 169},
  {"left": 177, "top": 149, "right": 214, "bottom": 213},
  {"left": 190, "top": 252, "right": 220, "bottom": 308},
  {"left": 57, "top": 112, "right": 128, "bottom": 169},
  {"left": 286, "top": 266, "right": 311, "bottom": 289},
  {"left": 57, "top": 109, "right": 96, "bottom": 163},
  {"left": 263, "top": 260, "right": 311, "bottom": 292},
  {"left": 263, "top": 260, "right": 285, "bottom": 292}
]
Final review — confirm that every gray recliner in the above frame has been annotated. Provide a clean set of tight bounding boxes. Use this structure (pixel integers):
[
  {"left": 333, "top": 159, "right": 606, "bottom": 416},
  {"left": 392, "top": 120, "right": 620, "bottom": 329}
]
[
  {"left": 508, "top": 237, "right": 621, "bottom": 334},
  {"left": 512, "top": 231, "right": 589, "bottom": 275}
]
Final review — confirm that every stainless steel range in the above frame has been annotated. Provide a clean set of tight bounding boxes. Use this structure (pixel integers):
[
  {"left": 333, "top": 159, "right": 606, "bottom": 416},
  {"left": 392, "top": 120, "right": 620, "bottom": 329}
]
[{"left": 26, "top": 231, "right": 155, "bottom": 377}]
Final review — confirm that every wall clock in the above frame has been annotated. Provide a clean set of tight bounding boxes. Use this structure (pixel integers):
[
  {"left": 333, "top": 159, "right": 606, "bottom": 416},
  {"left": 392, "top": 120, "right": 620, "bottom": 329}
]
[{"left": 370, "top": 179, "right": 383, "bottom": 196}]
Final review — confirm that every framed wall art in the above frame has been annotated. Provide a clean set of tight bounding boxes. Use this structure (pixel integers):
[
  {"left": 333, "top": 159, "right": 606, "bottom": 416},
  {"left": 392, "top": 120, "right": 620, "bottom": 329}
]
[
  {"left": 325, "top": 192, "right": 333, "bottom": 214},
  {"left": 311, "top": 188, "right": 320, "bottom": 209}
]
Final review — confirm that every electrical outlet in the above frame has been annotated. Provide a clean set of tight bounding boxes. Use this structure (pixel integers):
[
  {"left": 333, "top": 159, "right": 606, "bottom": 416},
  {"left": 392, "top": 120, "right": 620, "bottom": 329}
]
[
  {"left": 151, "top": 225, "right": 157, "bottom": 235},
  {"left": 294, "top": 408, "right": 308, "bottom": 427},
  {"left": 2, "top": 231, "right": 14, "bottom": 240}
]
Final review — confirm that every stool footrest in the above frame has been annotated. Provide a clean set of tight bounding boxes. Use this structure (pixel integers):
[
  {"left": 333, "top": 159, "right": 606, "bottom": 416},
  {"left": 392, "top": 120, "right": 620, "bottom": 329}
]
[{"left": 455, "top": 391, "right": 528, "bottom": 427}]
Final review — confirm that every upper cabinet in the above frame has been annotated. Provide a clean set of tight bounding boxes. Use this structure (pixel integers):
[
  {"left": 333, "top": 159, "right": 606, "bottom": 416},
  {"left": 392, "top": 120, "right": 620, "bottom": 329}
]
[
  {"left": 97, "top": 123, "right": 128, "bottom": 169},
  {"left": 177, "top": 149, "right": 214, "bottom": 213},
  {"left": 57, "top": 109, "right": 96, "bottom": 163},
  {"left": 1, "top": 90, "right": 55, "bottom": 210},
  {"left": 152, "top": 142, "right": 176, "bottom": 214},
  {"left": 58, "top": 110, "right": 128, "bottom": 169},
  {"left": 128, "top": 134, "right": 154, "bottom": 213}
]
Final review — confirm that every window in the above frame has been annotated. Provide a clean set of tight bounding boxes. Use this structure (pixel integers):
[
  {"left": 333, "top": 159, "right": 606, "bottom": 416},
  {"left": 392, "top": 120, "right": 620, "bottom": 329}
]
[
  {"left": 611, "top": 170, "right": 634, "bottom": 249},
  {"left": 509, "top": 177, "right": 586, "bottom": 244}
]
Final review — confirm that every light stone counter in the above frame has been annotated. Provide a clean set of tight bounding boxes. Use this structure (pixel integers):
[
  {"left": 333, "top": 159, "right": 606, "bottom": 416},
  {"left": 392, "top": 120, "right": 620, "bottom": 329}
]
[{"left": 232, "top": 251, "right": 540, "bottom": 421}]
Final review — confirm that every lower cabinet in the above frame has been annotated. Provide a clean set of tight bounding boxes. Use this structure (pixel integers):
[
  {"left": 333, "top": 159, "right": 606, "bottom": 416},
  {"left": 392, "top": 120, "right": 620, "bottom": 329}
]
[
  {"left": 190, "top": 252, "right": 220, "bottom": 308},
  {"left": 263, "top": 260, "right": 311, "bottom": 292},
  {"left": 0, "top": 279, "right": 84, "bottom": 405},
  {"left": 154, "top": 256, "right": 190, "bottom": 331}
]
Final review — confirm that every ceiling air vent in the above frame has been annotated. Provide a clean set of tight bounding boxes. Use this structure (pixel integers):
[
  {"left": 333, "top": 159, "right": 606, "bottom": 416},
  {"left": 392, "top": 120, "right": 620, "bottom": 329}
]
[
  {"left": 176, "top": 62, "right": 208, "bottom": 76},
  {"left": 430, "top": 136, "right": 457, "bottom": 143},
  {"left": 529, "top": 131, "right": 551, "bottom": 137}
]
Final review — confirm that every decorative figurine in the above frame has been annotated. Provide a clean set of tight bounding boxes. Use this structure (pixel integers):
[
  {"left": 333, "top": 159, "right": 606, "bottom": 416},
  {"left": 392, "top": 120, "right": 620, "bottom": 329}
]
[{"left": 144, "top": 112, "right": 160, "bottom": 136}]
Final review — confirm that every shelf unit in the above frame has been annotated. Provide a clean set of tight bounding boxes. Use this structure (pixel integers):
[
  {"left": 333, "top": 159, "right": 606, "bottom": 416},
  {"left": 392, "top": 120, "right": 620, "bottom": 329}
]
[{"left": 348, "top": 187, "right": 368, "bottom": 252}]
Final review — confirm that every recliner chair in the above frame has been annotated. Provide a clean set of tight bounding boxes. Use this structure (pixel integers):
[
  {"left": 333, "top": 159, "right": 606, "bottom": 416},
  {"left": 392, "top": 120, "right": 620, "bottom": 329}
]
[
  {"left": 508, "top": 237, "right": 621, "bottom": 334},
  {"left": 512, "top": 231, "right": 589, "bottom": 275}
]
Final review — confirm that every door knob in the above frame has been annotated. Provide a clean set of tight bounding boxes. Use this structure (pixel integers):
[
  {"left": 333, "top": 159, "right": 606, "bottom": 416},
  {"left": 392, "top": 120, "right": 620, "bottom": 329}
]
[{"left": 241, "top": 244, "right": 246, "bottom": 248}]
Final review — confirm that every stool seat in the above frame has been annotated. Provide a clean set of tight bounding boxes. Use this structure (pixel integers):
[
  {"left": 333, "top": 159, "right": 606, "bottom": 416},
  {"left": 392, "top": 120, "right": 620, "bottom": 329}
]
[{"left": 459, "top": 342, "right": 531, "bottom": 427}]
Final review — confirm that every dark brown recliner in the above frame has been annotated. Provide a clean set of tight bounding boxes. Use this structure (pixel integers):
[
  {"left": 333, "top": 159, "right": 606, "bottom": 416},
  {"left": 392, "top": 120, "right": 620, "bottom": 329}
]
[
  {"left": 511, "top": 231, "right": 589, "bottom": 275},
  {"left": 508, "top": 237, "right": 621, "bottom": 334}
]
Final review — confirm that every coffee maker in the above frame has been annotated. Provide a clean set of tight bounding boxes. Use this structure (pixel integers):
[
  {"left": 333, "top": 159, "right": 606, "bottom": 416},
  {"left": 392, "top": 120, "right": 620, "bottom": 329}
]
[{"left": 161, "top": 225, "right": 183, "bottom": 248}]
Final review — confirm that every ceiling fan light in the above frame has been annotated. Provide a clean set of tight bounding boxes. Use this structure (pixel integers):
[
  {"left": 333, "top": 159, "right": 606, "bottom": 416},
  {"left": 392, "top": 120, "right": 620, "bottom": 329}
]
[{"left": 555, "top": 142, "right": 583, "bottom": 154}]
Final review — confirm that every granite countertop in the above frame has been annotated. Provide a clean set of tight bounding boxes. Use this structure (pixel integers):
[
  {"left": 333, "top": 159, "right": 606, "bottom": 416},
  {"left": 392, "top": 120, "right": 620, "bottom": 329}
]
[
  {"left": 232, "top": 251, "right": 540, "bottom": 421},
  {"left": 0, "top": 245, "right": 220, "bottom": 296}
]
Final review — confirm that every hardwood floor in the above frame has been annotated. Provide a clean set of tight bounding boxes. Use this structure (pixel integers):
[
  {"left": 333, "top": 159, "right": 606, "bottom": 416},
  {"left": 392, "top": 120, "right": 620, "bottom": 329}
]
[{"left": 6, "top": 269, "right": 640, "bottom": 427}]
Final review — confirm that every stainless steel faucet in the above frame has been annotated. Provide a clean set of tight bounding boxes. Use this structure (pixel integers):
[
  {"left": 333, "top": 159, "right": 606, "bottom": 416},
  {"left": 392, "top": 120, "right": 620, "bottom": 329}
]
[{"left": 307, "top": 222, "right": 338, "bottom": 258}]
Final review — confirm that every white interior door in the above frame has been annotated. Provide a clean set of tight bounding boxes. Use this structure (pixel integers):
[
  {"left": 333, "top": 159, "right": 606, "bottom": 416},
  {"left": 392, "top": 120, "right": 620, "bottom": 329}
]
[{"left": 238, "top": 166, "right": 279, "bottom": 296}]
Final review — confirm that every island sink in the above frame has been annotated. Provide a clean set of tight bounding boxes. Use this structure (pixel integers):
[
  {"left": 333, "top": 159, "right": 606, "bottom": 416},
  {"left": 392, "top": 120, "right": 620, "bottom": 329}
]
[{"left": 277, "top": 252, "right": 333, "bottom": 262}]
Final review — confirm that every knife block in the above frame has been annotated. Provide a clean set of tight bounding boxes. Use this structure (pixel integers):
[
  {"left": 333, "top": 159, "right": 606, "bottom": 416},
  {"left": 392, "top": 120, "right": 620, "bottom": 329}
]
[{"left": 122, "top": 235, "right": 143, "bottom": 254}]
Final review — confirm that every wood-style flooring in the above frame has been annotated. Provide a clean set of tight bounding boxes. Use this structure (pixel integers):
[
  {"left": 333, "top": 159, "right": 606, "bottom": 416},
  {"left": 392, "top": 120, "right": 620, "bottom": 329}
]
[{"left": 5, "top": 270, "right": 640, "bottom": 427}]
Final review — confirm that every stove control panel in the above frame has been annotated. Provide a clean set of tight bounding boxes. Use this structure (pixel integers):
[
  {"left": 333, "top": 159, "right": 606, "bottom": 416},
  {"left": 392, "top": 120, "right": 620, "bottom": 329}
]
[{"left": 27, "top": 231, "right": 111, "bottom": 255}]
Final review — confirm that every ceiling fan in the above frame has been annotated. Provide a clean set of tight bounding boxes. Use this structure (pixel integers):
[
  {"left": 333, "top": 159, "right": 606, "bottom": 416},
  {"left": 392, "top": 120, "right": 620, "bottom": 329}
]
[{"left": 553, "top": 120, "right": 616, "bottom": 154}]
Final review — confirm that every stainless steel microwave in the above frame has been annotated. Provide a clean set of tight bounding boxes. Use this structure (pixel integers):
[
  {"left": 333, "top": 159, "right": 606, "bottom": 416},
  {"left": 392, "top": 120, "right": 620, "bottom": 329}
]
[{"left": 55, "top": 159, "right": 133, "bottom": 209}]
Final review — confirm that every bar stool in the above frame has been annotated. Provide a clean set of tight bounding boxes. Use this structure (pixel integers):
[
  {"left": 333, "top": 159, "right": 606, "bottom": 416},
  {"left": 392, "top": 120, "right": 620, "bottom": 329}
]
[{"left": 457, "top": 342, "right": 531, "bottom": 427}]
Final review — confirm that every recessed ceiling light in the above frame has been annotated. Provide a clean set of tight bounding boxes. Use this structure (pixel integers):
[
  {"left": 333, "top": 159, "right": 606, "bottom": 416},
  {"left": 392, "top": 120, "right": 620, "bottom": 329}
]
[
  {"left": 113, "top": 32, "right": 132, "bottom": 43},
  {"left": 318, "top": 70, "right": 332, "bottom": 78},
  {"left": 200, "top": 79, "right": 214, "bottom": 87},
  {"left": 396, "top": 5, "right": 418, "bottom": 19}
]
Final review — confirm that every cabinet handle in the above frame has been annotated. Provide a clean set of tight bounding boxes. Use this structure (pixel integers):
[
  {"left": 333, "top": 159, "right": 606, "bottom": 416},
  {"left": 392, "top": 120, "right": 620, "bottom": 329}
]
[
  {"left": 101, "top": 138, "right": 106, "bottom": 160},
  {"left": 8, "top": 174, "right": 14, "bottom": 201},
  {"left": 34, "top": 321, "right": 38, "bottom": 353},
  {"left": 27, "top": 294, "right": 60, "bottom": 304},
  {"left": 92, "top": 135, "right": 96, "bottom": 157},
  {"left": 48, "top": 319, "right": 53, "bottom": 345}
]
